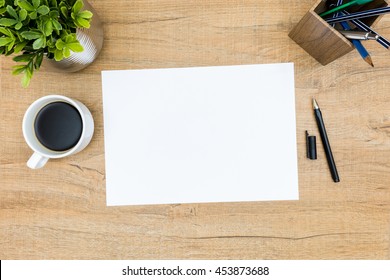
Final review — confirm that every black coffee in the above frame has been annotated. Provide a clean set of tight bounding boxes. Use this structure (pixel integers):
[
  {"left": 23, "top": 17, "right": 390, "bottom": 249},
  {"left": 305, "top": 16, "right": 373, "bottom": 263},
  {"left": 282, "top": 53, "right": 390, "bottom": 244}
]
[{"left": 34, "top": 102, "right": 83, "bottom": 151}]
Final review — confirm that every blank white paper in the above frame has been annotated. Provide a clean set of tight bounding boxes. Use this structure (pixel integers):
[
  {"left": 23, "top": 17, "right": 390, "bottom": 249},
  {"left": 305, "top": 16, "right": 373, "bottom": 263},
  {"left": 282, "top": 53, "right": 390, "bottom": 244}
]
[{"left": 102, "top": 63, "right": 298, "bottom": 206}]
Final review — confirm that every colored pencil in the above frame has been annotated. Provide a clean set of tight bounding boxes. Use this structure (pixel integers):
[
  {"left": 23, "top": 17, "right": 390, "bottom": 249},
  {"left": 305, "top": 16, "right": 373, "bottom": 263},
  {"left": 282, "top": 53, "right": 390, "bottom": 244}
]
[
  {"left": 325, "top": 6, "right": 390, "bottom": 24},
  {"left": 340, "top": 21, "right": 374, "bottom": 67}
]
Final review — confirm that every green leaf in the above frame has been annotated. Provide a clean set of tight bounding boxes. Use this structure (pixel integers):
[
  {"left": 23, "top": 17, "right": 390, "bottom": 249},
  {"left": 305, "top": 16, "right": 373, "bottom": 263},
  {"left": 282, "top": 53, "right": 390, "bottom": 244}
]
[
  {"left": 0, "top": 37, "right": 13, "bottom": 46},
  {"left": 20, "top": 30, "right": 42, "bottom": 39},
  {"left": 4, "top": 47, "right": 14, "bottom": 55},
  {"left": 12, "top": 65, "right": 26, "bottom": 75},
  {"left": 21, "top": 71, "right": 31, "bottom": 87},
  {"left": 46, "top": 37, "right": 55, "bottom": 47},
  {"left": 0, "top": 18, "right": 18, "bottom": 26},
  {"left": 13, "top": 53, "right": 34, "bottom": 62},
  {"left": 52, "top": 19, "right": 62, "bottom": 30},
  {"left": 76, "top": 17, "right": 90, "bottom": 28},
  {"left": 54, "top": 48, "right": 63, "bottom": 61},
  {"left": 7, "top": 38, "right": 14, "bottom": 50},
  {"left": 32, "top": 0, "right": 40, "bottom": 8},
  {"left": 33, "top": 37, "right": 45, "bottom": 49},
  {"left": 63, "top": 46, "right": 70, "bottom": 57},
  {"left": 35, "top": 51, "right": 43, "bottom": 69},
  {"left": 60, "top": 6, "right": 68, "bottom": 18},
  {"left": 37, "top": 5, "right": 49, "bottom": 15},
  {"left": 0, "top": 26, "right": 11, "bottom": 36},
  {"left": 27, "top": 60, "right": 34, "bottom": 73},
  {"left": 13, "top": 40, "right": 28, "bottom": 53},
  {"left": 72, "top": 0, "right": 83, "bottom": 14},
  {"left": 49, "top": 10, "right": 58, "bottom": 18},
  {"left": 54, "top": 28, "right": 60, "bottom": 36},
  {"left": 67, "top": 42, "right": 83, "bottom": 52},
  {"left": 0, "top": 7, "right": 6, "bottom": 14},
  {"left": 0, "top": 0, "right": 5, "bottom": 7},
  {"left": 43, "top": 20, "right": 53, "bottom": 36},
  {"left": 64, "top": 34, "right": 76, "bottom": 43},
  {"left": 14, "top": 21, "right": 22, "bottom": 30},
  {"left": 55, "top": 38, "right": 65, "bottom": 49},
  {"left": 19, "top": 8, "right": 27, "bottom": 21},
  {"left": 29, "top": 11, "right": 37, "bottom": 19},
  {"left": 15, "top": 32, "right": 24, "bottom": 42},
  {"left": 17, "top": 0, "right": 34, "bottom": 12},
  {"left": 78, "top": 10, "right": 92, "bottom": 19},
  {"left": 50, "top": 0, "right": 58, "bottom": 8},
  {"left": 6, "top": 5, "right": 18, "bottom": 19}
]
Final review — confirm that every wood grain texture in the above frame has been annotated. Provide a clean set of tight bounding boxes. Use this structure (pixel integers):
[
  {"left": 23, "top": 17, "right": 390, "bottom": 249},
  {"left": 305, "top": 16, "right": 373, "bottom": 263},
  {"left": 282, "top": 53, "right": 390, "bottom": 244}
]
[{"left": 1, "top": 0, "right": 390, "bottom": 259}]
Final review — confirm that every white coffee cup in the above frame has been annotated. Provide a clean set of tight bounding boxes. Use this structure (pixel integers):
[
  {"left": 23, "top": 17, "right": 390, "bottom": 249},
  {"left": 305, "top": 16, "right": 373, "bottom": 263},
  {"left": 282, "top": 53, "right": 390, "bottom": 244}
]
[{"left": 23, "top": 95, "right": 94, "bottom": 169}]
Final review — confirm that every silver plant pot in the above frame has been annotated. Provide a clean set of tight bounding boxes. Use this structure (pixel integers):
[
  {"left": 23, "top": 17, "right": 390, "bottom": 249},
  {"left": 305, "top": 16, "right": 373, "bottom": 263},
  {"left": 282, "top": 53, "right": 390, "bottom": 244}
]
[{"left": 44, "top": 0, "right": 104, "bottom": 72}]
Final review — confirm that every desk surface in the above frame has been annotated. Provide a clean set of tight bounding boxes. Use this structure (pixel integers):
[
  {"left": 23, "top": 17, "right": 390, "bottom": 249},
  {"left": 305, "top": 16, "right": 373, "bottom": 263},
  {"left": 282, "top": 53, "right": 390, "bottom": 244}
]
[{"left": 1, "top": 0, "right": 390, "bottom": 259}]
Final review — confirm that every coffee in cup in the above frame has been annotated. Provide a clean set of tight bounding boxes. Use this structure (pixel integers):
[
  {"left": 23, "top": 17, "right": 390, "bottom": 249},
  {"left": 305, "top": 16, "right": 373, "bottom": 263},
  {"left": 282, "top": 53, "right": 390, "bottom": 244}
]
[{"left": 23, "top": 95, "right": 94, "bottom": 169}]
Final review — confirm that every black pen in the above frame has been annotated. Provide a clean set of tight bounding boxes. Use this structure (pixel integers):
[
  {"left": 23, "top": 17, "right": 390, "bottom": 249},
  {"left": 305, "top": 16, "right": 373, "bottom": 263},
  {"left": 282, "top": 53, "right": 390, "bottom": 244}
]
[{"left": 313, "top": 99, "right": 340, "bottom": 182}]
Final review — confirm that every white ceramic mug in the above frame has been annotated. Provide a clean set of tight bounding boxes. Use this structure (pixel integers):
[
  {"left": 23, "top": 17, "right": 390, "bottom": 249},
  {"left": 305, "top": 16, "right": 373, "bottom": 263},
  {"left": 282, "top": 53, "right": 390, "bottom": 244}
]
[{"left": 23, "top": 95, "right": 94, "bottom": 169}]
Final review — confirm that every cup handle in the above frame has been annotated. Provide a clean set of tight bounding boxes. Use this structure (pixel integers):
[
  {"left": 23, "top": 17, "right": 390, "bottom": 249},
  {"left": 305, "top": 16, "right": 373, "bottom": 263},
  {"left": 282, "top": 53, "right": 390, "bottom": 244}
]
[{"left": 27, "top": 152, "right": 49, "bottom": 169}]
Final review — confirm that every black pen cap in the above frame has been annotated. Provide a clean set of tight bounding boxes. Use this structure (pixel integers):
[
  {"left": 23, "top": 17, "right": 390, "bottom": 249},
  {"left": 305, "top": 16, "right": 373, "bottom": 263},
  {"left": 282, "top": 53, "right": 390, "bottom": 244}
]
[{"left": 306, "top": 131, "right": 317, "bottom": 160}]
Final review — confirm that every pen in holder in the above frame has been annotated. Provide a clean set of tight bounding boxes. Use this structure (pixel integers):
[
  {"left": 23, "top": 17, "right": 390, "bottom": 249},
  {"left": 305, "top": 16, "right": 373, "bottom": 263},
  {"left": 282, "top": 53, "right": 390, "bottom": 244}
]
[{"left": 289, "top": 0, "right": 387, "bottom": 65}]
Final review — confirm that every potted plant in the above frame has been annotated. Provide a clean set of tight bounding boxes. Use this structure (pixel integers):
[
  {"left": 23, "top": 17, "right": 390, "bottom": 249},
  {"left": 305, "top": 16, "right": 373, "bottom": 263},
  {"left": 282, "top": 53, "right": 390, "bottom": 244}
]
[{"left": 0, "top": 0, "right": 103, "bottom": 87}]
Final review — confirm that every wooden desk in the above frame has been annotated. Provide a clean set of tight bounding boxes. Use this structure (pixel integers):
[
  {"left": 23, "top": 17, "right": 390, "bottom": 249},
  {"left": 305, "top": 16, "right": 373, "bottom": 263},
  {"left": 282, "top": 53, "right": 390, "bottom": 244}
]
[{"left": 1, "top": 0, "right": 390, "bottom": 259}]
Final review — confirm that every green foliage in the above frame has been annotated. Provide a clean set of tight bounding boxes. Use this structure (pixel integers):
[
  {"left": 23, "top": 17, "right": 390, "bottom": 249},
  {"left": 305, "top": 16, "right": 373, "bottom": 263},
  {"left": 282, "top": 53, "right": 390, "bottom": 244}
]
[
  {"left": 0, "top": 0, "right": 93, "bottom": 87},
  {"left": 17, "top": 0, "right": 50, "bottom": 20},
  {"left": 54, "top": 33, "right": 82, "bottom": 61},
  {"left": 0, "top": 0, "right": 7, "bottom": 15},
  {"left": 71, "top": 0, "right": 91, "bottom": 28},
  {"left": 0, "top": 6, "right": 28, "bottom": 30}
]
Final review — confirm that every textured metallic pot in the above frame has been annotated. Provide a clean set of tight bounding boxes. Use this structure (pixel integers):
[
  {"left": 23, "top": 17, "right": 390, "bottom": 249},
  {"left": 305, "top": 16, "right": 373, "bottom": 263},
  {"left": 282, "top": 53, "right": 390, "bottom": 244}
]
[{"left": 44, "top": 0, "right": 103, "bottom": 72}]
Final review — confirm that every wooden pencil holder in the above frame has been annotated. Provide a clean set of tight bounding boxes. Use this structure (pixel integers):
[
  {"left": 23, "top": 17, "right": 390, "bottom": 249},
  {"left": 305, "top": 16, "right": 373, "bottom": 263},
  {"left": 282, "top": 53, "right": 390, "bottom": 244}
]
[{"left": 289, "top": 0, "right": 388, "bottom": 65}]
